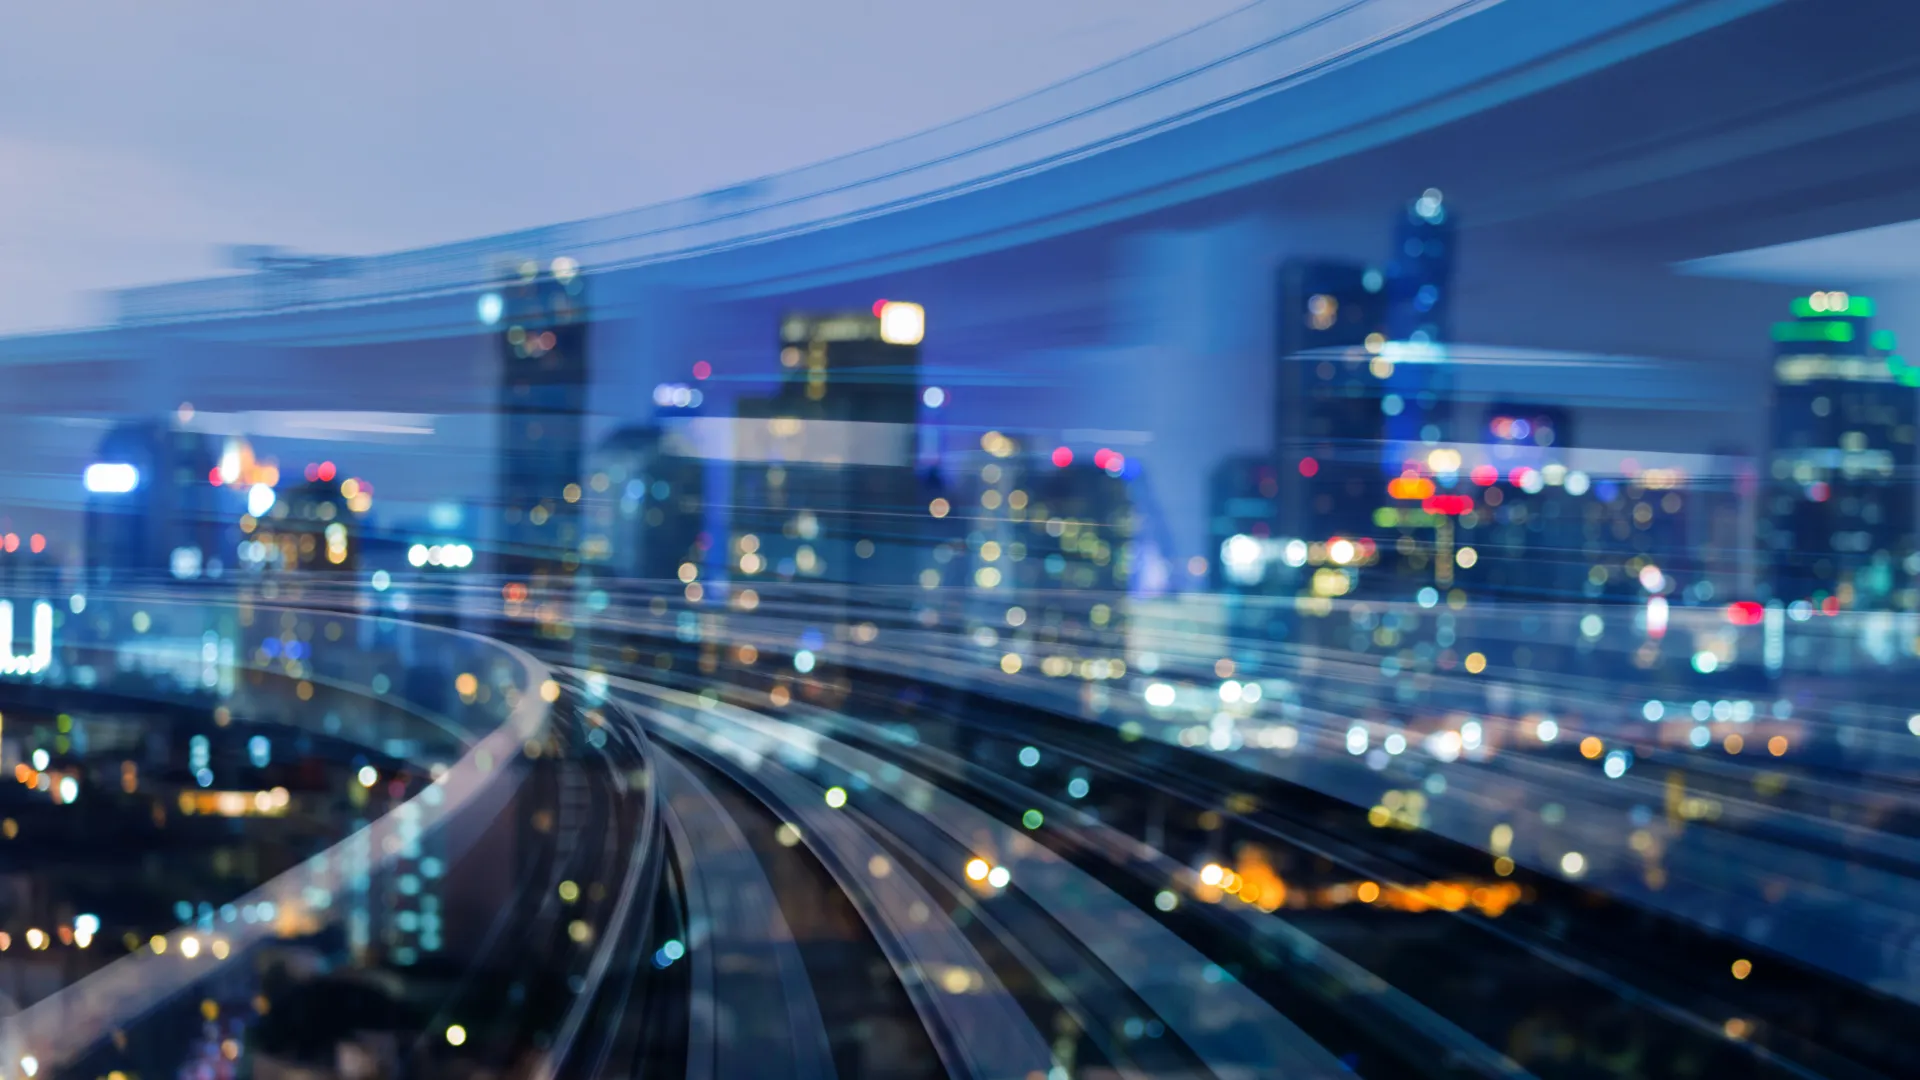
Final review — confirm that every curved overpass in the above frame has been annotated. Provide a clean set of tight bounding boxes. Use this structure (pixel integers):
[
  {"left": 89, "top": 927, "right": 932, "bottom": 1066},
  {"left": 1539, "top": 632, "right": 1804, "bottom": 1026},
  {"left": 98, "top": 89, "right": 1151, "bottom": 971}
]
[{"left": 106, "top": 0, "right": 1778, "bottom": 329}]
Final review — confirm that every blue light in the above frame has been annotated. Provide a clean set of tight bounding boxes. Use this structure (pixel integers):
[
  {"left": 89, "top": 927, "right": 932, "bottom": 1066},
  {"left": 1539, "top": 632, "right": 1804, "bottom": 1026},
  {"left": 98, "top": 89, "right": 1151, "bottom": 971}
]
[{"left": 477, "top": 292, "right": 504, "bottom": 325}]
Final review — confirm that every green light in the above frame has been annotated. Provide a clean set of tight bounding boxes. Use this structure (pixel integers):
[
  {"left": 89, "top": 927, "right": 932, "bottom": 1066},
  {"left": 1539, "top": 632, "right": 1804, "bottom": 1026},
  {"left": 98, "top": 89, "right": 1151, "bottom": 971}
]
[
  {"left": 1792, "top": 295, "right": 1875, "bottom": 317},
  {"left": 1373, "top": 507, "right": 1401, "bottom": 528},
  {"left": 1873, "top": 330, "right": 1898, "bottom": 351},
  {"left": 1773, "top": 321, "right": 1854, "bottom": 343},
  {"left": 1901, "top": 369, "right": 1920, "bottom": 388},
  {"left": 1021, "top": 809, "right": 1044, "bottom": 830}
]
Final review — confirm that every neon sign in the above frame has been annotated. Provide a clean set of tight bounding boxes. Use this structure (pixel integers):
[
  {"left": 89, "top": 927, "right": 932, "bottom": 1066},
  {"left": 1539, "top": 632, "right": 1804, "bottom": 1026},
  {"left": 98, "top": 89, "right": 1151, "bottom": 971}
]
[{"left": 0, "top": 600, "right": 52, "bottom": 676}]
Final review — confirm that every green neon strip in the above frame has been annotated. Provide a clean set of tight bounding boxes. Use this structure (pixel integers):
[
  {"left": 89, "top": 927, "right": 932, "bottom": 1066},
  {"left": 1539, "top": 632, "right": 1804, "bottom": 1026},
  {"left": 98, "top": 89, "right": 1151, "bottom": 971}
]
[
  {"left": 1872, "top": 329, "right": 1897, "bottom": 351},
  {"left": 1772, "top": 321, "right": 1854, "bottom": 343},
  {"left": 1790, "top": 296, "right": 1875, "bottom": 318}
]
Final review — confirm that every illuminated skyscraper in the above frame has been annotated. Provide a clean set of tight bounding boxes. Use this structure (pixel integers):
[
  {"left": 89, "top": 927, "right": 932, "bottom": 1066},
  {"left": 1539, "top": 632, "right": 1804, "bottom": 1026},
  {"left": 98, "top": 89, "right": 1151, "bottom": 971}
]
[
  {"left": 251, "top": 468, "right": 361, "bottom": 574},
  {"left": 1379, "top": 188, "right": 1458, "bottom": 455},
  {"left": 493, "top": 261, "right": 590, "bottom": 619},
  {"left": 583, "top": 425, "right": 706, "bottom": 583},
  {"left": 1207, "top": 455, "right": 1281, "bottom": 591},
  {"left": 962, "top": 438, "right": 1134, "bottom": 679},
  {"left": 1276, "top": 192, "right": 1458, "bottom": 551},
  {"left": 1763, "top": 291, "right": 1920, "bottom": 612},
  {"left": 1275, "top": 259, "right": 1389, "bottom": 543},
  {"left": 728, "top": 304, "right": 928, "bottom": 593},
  {"left": 83, "top": 418, "right": 223, "bottom": 587}
]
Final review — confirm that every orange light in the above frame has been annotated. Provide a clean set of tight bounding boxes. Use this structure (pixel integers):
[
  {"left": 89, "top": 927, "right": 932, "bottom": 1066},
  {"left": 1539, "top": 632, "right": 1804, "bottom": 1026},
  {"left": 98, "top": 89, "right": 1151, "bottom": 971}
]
[
  {"left": 1387, "top": 475, "right": 1436, "bottom": 500},
  {"left": 503, "top": 582, "right": 529, "bottom": 603}
]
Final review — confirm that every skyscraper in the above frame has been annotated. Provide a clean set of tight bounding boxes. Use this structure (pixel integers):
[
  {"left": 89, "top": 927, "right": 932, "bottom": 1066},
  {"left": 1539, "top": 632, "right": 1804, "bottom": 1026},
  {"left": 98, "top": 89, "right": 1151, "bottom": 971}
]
[
  {"left": 582, "top": 425, "right": 706, "bottom": 583},
  {"left": 493, "top": 260, "right": 590, "bottom": 623},
  {"left": 1379, "top": 188, "right": 1458, "bottom": 455},
  {"left": 728, "top": 304, "right": 928, "bottom": 595},
  {"left": 1763, "top": 291, "right": 1919, "bottom": 612},
  {"left": 961, "top": 438, "right": 1133, "bottom": 682},
  {"left": 1275, "top": 259, "right": 1389, "bottom": 543},
  {"left": 1275, "top": 191, "right": 1459, "bottom": 552},
  {"left": 83, "top": 418, "right": 224, "bottom": 587}
]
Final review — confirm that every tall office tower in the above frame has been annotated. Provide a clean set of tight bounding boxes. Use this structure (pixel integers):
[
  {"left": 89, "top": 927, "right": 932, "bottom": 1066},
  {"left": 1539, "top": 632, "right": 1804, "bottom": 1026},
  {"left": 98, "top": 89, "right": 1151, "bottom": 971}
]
[
  {"left": 1764, "top": 291, "right": 1920, "bottom": 612},
  {"left": 1275, "top": 259, "right": 1389, "bottom": 544},
  {"left": 247, "top": 464, "right": 366, "bottom": 576},
  {"left": 961, "top": 439, "right": 1133, "bottom": 679},
  {"left": 83, "top": 418, "right": 223, "bottom": 587},
  {"left": 728, "top": 304, "right": 927, "bottom": 597},
  {"left": 494, "top": 261, "right": 590, "bottom": 621},
  {"left": 1379, "top": 188, "right": 1458, "bottom": 456},
  {"left": 1208, "top": 455, "right": 1282, "bottom": 591},
  {"left": 582, "top": 426, "right": 707, "bottom": 582}
]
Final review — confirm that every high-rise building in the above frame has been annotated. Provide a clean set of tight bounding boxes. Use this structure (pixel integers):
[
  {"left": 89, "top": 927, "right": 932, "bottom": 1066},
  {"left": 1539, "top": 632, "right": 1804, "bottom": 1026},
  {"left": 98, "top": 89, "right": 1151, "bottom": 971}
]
[
  {"left": 83, "top": 418, "right": 224, "bottom": 587},
  {"left": 1379, "top": 188, "right": 1458, "bottom": 455},
  {"left": 1275, "top": 192, "right": 1459, "bottom": 553},
  {"left": 1763, "top": 291, "right": 1920, "bottom": 612},
  {"left": 582, "top": 426, "right": 706, "bottom": 582},
  {"left": 727, "top": 305, "right": 928, "bottom": 595},
  {"left": 1207, "top": 455, "right": 1281, "bottom": 591},
  {"left": 960, "top": 438, "right": 1133, "bottom": 678},
  {"left": 1275, "top": 259, "right": 1390, "bottom": 543},
  {"left": 493, "top": 261, "right": 590, "bottom": 617},
  {"left": 250, "top": 472, "right": 361, "bottom": 574}
]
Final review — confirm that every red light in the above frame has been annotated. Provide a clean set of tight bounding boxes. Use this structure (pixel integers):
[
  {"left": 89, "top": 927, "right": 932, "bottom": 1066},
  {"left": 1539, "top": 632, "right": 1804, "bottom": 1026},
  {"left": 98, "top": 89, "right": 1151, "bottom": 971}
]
[
  {"left": 692, "top": 361, "right": 712, "bottom": 380},
  {"left": 1470, "top": 464, "right": 1497, "bottom": 486},
  {"left": 1103, "top": 452, "right": 1125, "bottom": 474},
  {"left": 503, "top": 582, "right": 529, "bottom": 603},
  {"left": 1821, "top": 595, "right": 1840, "bottom": 616},
  {"left": 2, "top": 535, "right": 16, "bottom": 553},
  {"left": 1725, "top": 601, "right": 1764, "bottom": 626},
  {"left": 1808, "top": 481, "right": 1830, "bottom": 503},
  {"left": 1092, "top": 448, "right": 1112, "bottom": 469},
  {"left": 1422, "top": 495, "right": 1474, "bottom": 515},
  {"left": 1298, "top": 457, "right": 1319, "bottom": 478},
  {"left": 1508, "top": 467, "right": 1530, "bottom": 486},
  {"left": 872, "top": 299, "right": 888, "bottom": 317},
  {"left": 209, "top": 467, "right": 222, "bottom": 486},
  {"left": 304, "top": 464, "right": 319, "bottom": 482},
  {"left": 318, "top": 462, "right": 336, "bottom": 482},
  {"left": 28, "top": 534, "right": 44, "bottom": 554},
  {"left": 1051, "top": 446, "right": 1073, "bottom": 468}
]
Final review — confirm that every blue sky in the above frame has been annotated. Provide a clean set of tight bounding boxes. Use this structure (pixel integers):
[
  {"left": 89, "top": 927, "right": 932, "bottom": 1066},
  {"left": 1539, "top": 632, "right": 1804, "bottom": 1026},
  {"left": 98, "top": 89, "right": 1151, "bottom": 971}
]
[{"left": 0, "top": 0, "right": 1244, "bottom": 333}]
